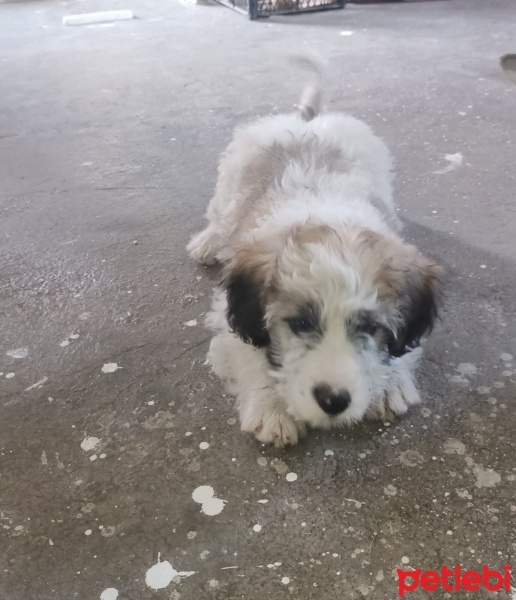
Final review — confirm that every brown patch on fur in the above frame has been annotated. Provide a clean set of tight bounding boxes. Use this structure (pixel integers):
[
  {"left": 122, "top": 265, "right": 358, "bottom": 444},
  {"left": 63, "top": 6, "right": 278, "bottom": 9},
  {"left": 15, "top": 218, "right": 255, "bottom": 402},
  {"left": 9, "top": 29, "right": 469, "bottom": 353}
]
[
  {"left": 353, "top": 228, "right": 443, "bottom": 354},
  {"left": 230, "top": 141, "right": 352, "bottom": 237},
  {"left": 354, "top": 228, "right": 443, "bottom": 305}
]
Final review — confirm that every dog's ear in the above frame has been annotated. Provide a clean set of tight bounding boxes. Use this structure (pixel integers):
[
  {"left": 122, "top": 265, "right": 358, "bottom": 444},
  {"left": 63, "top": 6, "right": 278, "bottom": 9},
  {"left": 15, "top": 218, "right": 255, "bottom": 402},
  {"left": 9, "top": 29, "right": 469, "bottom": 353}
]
[
  {"left": 356, "top": 229, "right": 443, "bottom": 358},
  {"left": 223, "top": 244, "right": 275, "bottom": 348},
  {"left": 387, "top": 256, "right": 443, "bottom": 358},
  {"left": 225, "top": 270, "right": 270, "bottom": 348}
]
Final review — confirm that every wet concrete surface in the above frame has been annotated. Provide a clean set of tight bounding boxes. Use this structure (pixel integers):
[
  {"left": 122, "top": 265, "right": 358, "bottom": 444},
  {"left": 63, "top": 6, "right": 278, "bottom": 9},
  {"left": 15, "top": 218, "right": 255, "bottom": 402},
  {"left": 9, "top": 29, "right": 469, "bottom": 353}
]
[{"left": 1, "top": 0, "right": 515, "bottom": 598}]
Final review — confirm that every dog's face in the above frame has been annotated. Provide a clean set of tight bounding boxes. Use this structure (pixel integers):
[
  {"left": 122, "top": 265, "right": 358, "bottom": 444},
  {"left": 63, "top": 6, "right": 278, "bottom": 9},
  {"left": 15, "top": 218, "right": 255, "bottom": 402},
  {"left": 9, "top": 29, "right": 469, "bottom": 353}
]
[{"left": 224, "top": 224, "right": 442, "bottom": 428}]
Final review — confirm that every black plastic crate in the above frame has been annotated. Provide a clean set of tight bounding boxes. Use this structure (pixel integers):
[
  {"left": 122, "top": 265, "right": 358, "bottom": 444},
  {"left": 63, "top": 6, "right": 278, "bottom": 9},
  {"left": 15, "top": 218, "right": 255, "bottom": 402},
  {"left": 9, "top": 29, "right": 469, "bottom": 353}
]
[{"left": 213, "top": 0, "right": 346, "bottom": 20}]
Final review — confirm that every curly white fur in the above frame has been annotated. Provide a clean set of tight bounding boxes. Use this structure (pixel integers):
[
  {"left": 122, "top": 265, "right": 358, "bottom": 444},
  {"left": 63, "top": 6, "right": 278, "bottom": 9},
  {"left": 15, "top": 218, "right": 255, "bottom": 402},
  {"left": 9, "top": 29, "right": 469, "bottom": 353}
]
[{"left": 189, "top": 60, "right": 442, "bottom": 447}]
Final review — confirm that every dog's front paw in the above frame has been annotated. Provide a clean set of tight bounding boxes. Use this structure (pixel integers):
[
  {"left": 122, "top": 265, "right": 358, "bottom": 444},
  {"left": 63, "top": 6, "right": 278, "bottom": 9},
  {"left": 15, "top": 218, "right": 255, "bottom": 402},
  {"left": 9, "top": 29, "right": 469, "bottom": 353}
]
[
  {"left": 241, "top": 405, "right": 306, "bottom": 448},
  {"left": 187, "top": 228, "right": 220, "bottom": 265},
  {"left": 367, "top": 348, "right": 422, "bottom": 420},
  {"left": 383, "top": 370, "right": 421, "bottom": 416}
]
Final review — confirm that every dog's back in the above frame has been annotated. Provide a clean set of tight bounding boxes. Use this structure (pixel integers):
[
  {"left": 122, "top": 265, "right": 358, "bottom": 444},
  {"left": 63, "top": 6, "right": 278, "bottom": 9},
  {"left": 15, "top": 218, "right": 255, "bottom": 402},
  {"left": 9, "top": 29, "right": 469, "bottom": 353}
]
[{"left": 188, "top": 57, "right": 400, "bottom": 265}]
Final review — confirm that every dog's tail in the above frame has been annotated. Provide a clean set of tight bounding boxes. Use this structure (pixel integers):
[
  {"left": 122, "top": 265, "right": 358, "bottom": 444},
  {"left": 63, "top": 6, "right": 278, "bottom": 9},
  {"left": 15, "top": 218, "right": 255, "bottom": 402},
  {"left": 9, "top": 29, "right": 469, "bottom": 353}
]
[{"left": 291, "top": 54, "right": 326, "bottom": 122}]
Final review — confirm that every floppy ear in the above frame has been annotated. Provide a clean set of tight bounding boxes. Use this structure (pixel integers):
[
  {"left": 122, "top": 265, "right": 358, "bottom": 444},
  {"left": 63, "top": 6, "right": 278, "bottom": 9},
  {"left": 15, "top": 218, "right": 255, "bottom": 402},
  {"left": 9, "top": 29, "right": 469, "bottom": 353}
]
[
  {"left": 356, "top": 229, "right": 443, "bottom": 358},
  {"left": 387, "top": 256, "right": 443, "bottom": 358},
  {"left": 222, "top": 235, "right": 283, "bottom": 347},
  {"left": 225, "top": 270, "right": 270, "bottom": 348}
]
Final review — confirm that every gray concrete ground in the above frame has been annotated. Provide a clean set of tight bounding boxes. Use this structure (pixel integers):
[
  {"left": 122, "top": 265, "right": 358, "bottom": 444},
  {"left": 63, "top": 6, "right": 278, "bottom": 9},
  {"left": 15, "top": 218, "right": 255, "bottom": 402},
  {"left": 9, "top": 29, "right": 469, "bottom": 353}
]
[{"left": 1, "top": 0, "right": 515, "bottom": 598}]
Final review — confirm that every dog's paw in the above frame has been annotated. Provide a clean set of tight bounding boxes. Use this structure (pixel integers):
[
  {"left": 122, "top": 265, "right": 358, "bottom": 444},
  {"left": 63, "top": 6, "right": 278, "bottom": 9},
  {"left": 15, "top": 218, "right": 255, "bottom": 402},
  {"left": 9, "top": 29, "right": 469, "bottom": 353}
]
[
  {"left": 367, "top": 349, "right": 422, "bottom": 420},
  {"left": 241, "top": 407, "right": 306, "bottom": 448},
  {"left": 383, "top": 370, "right": 421, "bottom": 416},
  {"left": 187, "top": 228, "right": 220, "bottom": 265},
  {"left": 254, "top": 411, "right": 307, "bottom": 447}
]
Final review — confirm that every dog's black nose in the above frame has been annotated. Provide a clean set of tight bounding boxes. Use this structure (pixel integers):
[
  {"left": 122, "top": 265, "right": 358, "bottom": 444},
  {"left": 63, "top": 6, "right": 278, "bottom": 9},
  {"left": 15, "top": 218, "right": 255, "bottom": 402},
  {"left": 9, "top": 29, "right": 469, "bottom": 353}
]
[{"left": 312, "top": 384, "right": 351, "bottom": 415}]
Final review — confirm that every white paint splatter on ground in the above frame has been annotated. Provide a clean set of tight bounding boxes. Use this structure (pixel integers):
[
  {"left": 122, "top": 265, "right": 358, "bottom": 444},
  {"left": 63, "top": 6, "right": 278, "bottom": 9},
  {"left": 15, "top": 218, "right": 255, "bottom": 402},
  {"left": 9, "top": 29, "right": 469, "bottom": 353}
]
[
  {"left": 281, "top": 577, "right": 291, "bottom": 584},
  {"left": 401, "top": 556, "right": 410, "bottom": 565},
  {"left": 433, "top": 152, "right": 463, "bottom": 175},
  {"left": 25, "top": 377, "right": 48, "bottom": 391},
  {"left": 6, "top": 348, "right": 28, "bottom": 359},
  {"left": 85, "top": 529, "right": 92, "bottom": 535},
  {"left": 472, "top": 463, "right": 501, "bottom": 488},
  {"left": 145, "top": 554, "right": 196, "bottom": 590},
  {"left": 456, "top": 363, "right": 477, "bottom": 377},
  {"left": 101, "top": 363, "right": 120, "bottom": 373},
  {"left": 253, "top": 524, "right": 262, "bottom": 533},
  {"left": 199, "top": 442, "right": 210, "bottom": 450},
  {"left": 340, "top": 30, "right": 354, "bottom": 36},
  {"left": 143, "top": 411, "right": 174, "bottom": 430},
  {"left": 257, "top": 457, "right": 268, "bottom": 468},
  {"left": 398, "top": 450, "right": 425, "bottom": 467},
  {"left": 443, "top": 439, "right": 466, "bottom": 455},
  {"left": 101, "top": 526, "right": 115, "bottom": 537},
  {"left": 81, "top": 437, "right": 100, "bottom": 452},
  {"left": 192, "top": 486, "right": 226, "bottom": 516},
  {"left": 271, "top": 458, "right": 289, "bottom": 475},
  {"left": 257, "top": 499, "right": 268, "bottom": 504},
  {"left": 90, "top": 455, "right": 98, "bottom": 462},
  {"left": 343, "top": 498, "right": 363, "bottom": 509},
  {"left": 187, "top": 531, "right": 197, "bottom": 540},
  {"left": 100, "top": 588, "right": 118, "bottom": 600},
  {"left": 384, "top": 484, "right": 397, "bottom": 496},
  {"left": 186, "top": 319, "right": 197, "bottom": 327},
  {"left": 41, "top": 451, "right": 48, "bottom": 466},
  {"left": 286, "top": 472, "right": 298, "bottom": 482},
  {"left": 500, "top": 352, "right": 513, "bottom": 362},
  {"left": 325, "top": 450, "right": 334, "bottom": 456},
  {"left": 59, "top": 331, "right": 81, "bottom": 347}
]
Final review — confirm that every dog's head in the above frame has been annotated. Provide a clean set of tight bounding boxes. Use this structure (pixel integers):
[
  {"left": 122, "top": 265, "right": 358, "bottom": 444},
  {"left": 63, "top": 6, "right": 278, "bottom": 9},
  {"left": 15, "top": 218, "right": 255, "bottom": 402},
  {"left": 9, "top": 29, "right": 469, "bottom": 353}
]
[{"left": 223, "top": 223, "right": 443, "bottom": 427}]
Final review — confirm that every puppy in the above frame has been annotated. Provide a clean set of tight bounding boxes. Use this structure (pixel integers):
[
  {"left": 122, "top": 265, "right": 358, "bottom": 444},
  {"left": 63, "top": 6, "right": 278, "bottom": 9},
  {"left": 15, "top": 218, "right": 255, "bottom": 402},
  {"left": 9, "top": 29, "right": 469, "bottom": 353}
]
[{"left": 188, "top": 59, "right": 443, "bottom": 447}]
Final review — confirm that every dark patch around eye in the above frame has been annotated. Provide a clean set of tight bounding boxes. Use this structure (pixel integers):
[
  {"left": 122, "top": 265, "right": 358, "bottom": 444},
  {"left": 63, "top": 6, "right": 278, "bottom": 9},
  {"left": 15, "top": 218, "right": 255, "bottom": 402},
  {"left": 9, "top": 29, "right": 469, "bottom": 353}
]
[
  {"left": 285, "top": 305, "right": 322, "bottom": 338},
  {"left": 353, "top": 310, "right": 382, "bottom": 337},
  {"left": 287, "top": 316, "right": 316, "bottom": 335}
]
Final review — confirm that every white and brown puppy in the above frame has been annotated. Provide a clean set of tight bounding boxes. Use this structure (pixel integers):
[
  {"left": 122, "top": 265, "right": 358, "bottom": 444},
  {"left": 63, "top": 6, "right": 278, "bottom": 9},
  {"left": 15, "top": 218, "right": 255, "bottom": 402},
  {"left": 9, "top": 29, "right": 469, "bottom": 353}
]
[{"left": 188, "top": 61, "right": 443, "bottom": 447}]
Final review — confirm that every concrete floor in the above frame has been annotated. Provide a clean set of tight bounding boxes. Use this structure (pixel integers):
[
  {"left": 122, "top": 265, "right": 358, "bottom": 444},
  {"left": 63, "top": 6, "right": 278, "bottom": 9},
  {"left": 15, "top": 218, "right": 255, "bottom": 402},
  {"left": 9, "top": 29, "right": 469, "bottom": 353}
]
[{"left": 1, "top": 0, "right": 515, "bottom": 598}]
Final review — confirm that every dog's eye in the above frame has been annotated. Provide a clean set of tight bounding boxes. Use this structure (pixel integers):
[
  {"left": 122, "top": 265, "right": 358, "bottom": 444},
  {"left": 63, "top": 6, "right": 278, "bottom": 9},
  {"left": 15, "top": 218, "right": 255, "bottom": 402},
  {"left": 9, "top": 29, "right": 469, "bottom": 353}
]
[
  {"left": 356, "top": 322, "right": 379, "bottom": 336},
  {"left": 355, "top": 312, "right": 381, "bottom": 337},
  {"left": 286, "top": 317, "right": 316, "bottom": 335}
]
